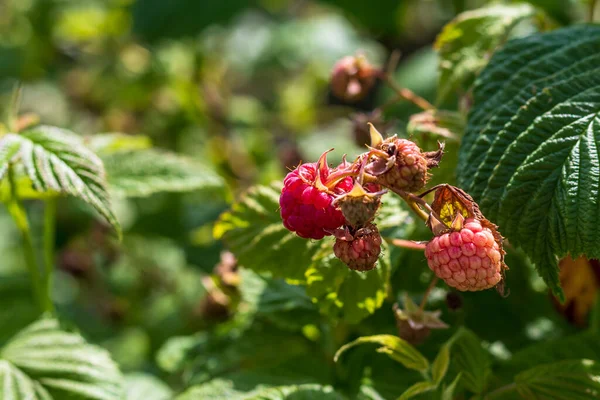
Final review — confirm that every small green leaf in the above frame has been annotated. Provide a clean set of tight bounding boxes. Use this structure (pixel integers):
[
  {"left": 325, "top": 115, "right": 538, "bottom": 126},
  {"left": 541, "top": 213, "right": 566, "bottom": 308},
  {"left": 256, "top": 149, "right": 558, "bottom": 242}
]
[
  {"left": 396, "top": 381, "right": 436, "bottom": 400},
  {"left": 247, "top": 384, "right": 345, "bottom": 400},
  {"left": 447, "top": 328, "right": 490, "bottom": 394},
  {"left": 1, "top": 318, "right": 124, "bottom": 400},
  {"left": 103, "top": 149, "right": 224, "bottom": 198},
  {"left": 334, "top": 335, "right": 429, "bottom": 372},
  {"left": 124, "top": 373, "right": 172, "bottom": 400},
  {"left": 515, "top": 359, "right": 600, "bottom": 399},
  {"left": 215, "top": 183, "right": 319, "bottom": 282},
  {"left": 0, "top": 133, "right": 22, "bottom": 180},
  {"left": 0, "top": 360, "right": 52, "bottom": 400},
  {"left": 435, "top": 3, "right": 536, "bottom": 102},
  {"left": 4, "top": 126, "right": 120, "bottom": 236},
  {"left": 442, "top": 373, "right": 462, "bottom": 400},
  {"left": 432, "top": 344, "right": 450, "bottom": 385},
  {"left": 85, "top": 133, "right": 152, "bottom": 154},
  {"left": 457, "top": 25, "right": 600, "bottom": 300}
]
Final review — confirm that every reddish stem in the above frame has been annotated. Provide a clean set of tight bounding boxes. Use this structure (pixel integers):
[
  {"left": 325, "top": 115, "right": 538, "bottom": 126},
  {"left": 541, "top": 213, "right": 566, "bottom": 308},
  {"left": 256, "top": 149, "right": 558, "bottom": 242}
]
[{"left": 387, "top": 238, "right": 427, "bottom": 251}]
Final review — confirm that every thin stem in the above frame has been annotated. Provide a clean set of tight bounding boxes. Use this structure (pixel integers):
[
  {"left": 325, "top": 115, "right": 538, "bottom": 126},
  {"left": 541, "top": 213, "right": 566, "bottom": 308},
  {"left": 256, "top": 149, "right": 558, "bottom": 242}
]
[
  {"left": 7, "top": 166, "right": 47, "bottom": 312},
  {"left": 43, "top": 198, "right": 57, "bottom": 314},
  {"left": 380, "top": 73, "right": 434, "bottom": 111},
  {"left": 6, "top": 83, "right": 22, "bottom": 132},
  {"left": 589, "top": 0, "right": 597, "bottom": 23},
  {"left": 419, "top": 276, "right": 439, "bottom": 314},
  {"left": 484, "top": 383, "right": 517, "bottom": 400},
  {"left": 386, "top": 238, "right": 427, "bottom": 251},
  {"left": 389, "top": 187, "right": 430, "bottom": 222}
]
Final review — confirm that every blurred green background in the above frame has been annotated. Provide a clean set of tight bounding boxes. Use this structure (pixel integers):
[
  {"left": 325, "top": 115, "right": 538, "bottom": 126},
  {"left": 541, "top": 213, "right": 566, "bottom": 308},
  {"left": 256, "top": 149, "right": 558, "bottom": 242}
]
[{"left": 0, "top": 0, "right": 591, "bottom": 398}]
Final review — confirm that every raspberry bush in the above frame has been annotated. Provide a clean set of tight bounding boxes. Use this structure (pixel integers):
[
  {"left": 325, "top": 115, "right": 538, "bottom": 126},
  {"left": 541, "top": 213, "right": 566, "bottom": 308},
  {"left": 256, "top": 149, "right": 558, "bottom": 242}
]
[{"left": 1, "top": 1, "right": 600, "bottom": 400}]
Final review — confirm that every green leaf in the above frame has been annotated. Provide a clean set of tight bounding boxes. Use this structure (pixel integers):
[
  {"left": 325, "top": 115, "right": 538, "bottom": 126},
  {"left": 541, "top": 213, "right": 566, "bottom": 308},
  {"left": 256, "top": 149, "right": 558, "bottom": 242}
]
[
  {"left": 496, "top": 331, "right": 600, "bottom": 381},
  {"left": 214, "top": 183, "right": 319, "bottom": 282},
  {"left": 441, "top": 373, "right": 462, "bottom": 400},
  {"left": 3, "top": 126, "right": 120, "bottom": 236},
  {"left": 435, "top": 3, "right": 536, "bottom": 102},
  {"left": 397, "top": 381, "right": 436, "bottom": 400},
  {"left": 216, "top": 182, "right": 393, "bottom": 321},
  {"left": 176, "top": 383, "right": 345, "bottom": 400},
  {"left": 305, "top": 241, "right": 390, "bottom": 323},
  {"left": 432, "top": 344, "right": 450, "bottom": 386},
  {"left": 124, "top": 373, "right": 172, "bottom": 400},
  {"left": 175, "top": 379, "right": 247, "bottom": 400},
  {"left": 102, "top": 149, "right": 224, "bottom": 198},
  {"left": 247, "top": 384, "right": 346, "bottom": 400},
  {"left": 238, "top": 269, "right": 319, "bottom": 330},
  {"left": 334, "top": 335, "right": 429, "bottom": 372},
  {"left": 447, "top": 328, "right": 490, "bottom": 395},
  {"left": 515, "top": 359, "right": 600, "bottom": 399},
  {"left": 0, "top": 133, "right": 22, "bottom": 180},
  {"left": 457, "top": 25, "right": 600, "bottom": 300},
  {"left": 1, "top": 318, "right": 124, "bottom": 400},
  {"left": 86, "top": 133, "right": 152, "bottom": 155},
  {"left": 0, "top": 360, "right": 52, "bottom": 400}
]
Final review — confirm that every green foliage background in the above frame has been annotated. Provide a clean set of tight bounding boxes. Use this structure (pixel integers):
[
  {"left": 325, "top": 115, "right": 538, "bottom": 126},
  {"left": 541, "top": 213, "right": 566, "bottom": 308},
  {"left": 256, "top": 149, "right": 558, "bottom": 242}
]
[{"left": 0, "top": 0, "right": 599, "bottom": 399}]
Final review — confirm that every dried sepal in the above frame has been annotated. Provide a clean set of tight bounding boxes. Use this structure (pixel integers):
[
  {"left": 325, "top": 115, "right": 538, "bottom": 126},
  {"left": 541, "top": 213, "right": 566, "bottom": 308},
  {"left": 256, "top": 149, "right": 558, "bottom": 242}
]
[
  {"left": 393, "top": 295, "right": 448, "bottom": 345},
  {"left": 423, "top": 141, "right": 445, "bottom": 169}
]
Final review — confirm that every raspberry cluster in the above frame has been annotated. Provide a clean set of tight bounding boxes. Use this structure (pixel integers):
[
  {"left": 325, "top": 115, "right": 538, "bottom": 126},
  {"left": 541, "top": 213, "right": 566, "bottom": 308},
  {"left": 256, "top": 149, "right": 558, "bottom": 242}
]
[{"left": 425, "top": 218, "right": 502, "bottom": 291}]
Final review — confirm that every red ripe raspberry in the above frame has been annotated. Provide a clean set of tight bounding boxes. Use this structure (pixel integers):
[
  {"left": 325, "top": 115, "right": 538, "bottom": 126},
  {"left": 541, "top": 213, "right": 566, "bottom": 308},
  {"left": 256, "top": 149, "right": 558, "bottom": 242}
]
[
  {"left": 377, "top": 138, "right": 428, "bottom": 193},
  {"left": 333, "top": 224, "right": 382, "bottom": 271},
  {"left": 425, "top": 218, "right": 502, "bottom": 291},
  {"left": 280, "top": 161, "right": 352, "bottom": 240}
]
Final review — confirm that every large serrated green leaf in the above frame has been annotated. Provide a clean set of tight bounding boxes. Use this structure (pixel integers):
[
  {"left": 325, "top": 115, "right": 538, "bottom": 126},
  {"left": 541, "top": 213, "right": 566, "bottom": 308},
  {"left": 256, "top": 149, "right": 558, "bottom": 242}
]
[
  {"left": 0, "top": 126, "right": 120, "bottom": 236},
  {"left": 456, "top": 25, "right": 600, "bottom": 299},
  {"left": 435, "top": 3, "right": 536, "bottom": 103},
  {"left": 102, "top": 149, "right": 224, "bottom": 198},
  {"left": 0, "top": 318, "right": 124, "bottom": 400},
  {"left": 515, "top": 359, "right": 600, "bottom": 399}
]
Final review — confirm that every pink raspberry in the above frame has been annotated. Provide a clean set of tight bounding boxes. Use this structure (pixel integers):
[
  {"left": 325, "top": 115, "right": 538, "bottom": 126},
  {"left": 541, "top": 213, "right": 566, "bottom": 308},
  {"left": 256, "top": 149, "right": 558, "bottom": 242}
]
[
  {"left": 333, "top": 224, "right": 382, "bottom": 271},
  {"left": 425, "top": 218, "right": 502, "bottom": 291},
  {"left": 280, "top": 160, "right": 353, "bottom": 240}
]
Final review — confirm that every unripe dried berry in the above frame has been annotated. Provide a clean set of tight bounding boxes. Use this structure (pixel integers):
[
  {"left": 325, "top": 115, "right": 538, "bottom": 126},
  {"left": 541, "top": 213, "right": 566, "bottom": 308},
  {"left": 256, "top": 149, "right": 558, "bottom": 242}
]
[
  {"left": 365, "top": 124, "right": 443, "bottom": 193},
  {"left": 377, "top": 138, "right": 429, "bottom": 192},
  {"left": 333, "top": 224, "right": 382, "bottom": 271},
  {"left": 426, "top": 218, "right": 502, "bottom": 291},
  {"left": 334, "top": 181, "right": 385, "bottom": 228},
  {"left": 330, "top": 55, "right": 377, "bottom": 102}
]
